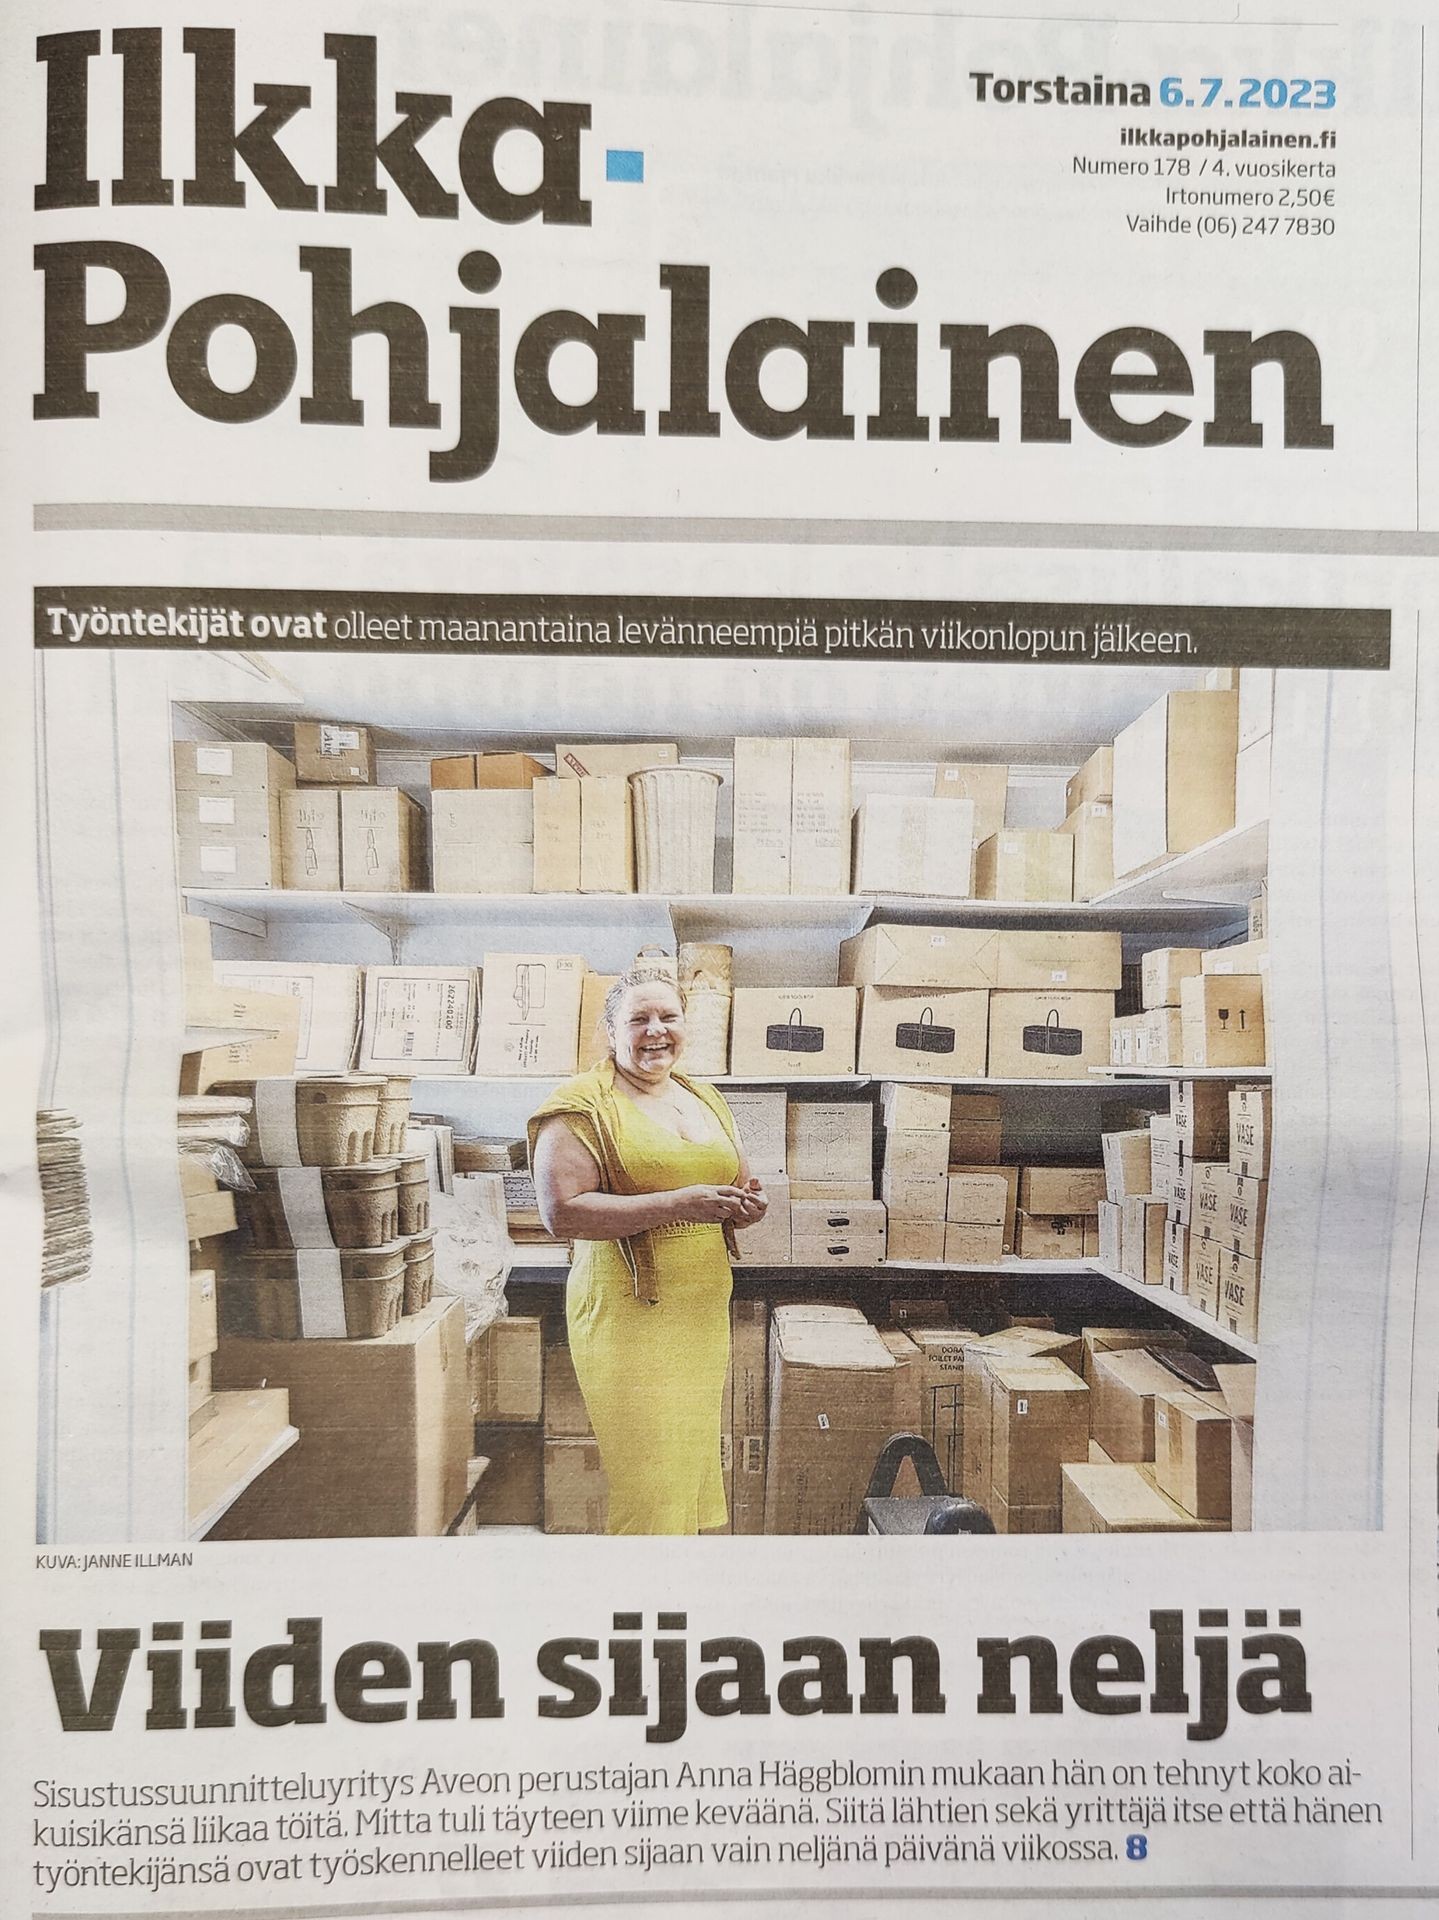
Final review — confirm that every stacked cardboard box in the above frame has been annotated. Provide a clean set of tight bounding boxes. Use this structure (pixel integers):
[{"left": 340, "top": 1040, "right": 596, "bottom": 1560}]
[
  {"left": 729, "top": 987, "right": 858, "bottom": 1076},
  {"left": 294, "top": 722, "right": 375, "bottom": 786},
  {"left": 975, "top": 830, "right": 1074, "bottom": 904},
  {"left": 878, "top": 1083, "right": 950, "bottom": 1263},
  {"left": 468, "top": 1317, "right": 545, "bottom": 1528},
  {"left": 1111, "top": 688, "right": 1239, "bottom": 880},
  {"left": 763, "top": 1305, "right": 897, "bottom": 1533},
  {"left": 542, "top": 1337, "right": 609, "bottom": 1534},
  {"left": 972, "top": 1354, "right": 1089, "bottom": 1532},
  {"left": 1015, "top": 1166, "right": 1104, "bottom": 1260},
  {"left": 944, "top": 1168, "right": 1011, "bottom": 1265},
  {"left": 357, "top": 967, "right": 480, "bottom": 1076},
  {"left": 174, "top": 742, "right": 295, "bottom": 889},
  {"left": 987, "top": 932, "right": 1120, "bottom": 1081},
  {"left": 1063, "top": 747, "right": 1114, "bottom": 901},
  {"left": 932, "top": 763, "right": 1008, "bottom": 850},
  {"left": 728, "top": 1299, "right": 769, "bottom": 1532},
  {"left": 853, "top": 795, "right": 974, "bottom": 898},
  {"left": 732, "top": 737, "right": 852, "bottom": 897},
  {"left": 475, "top": 953, "right": 584, "bottom": 1076},
  {"left": 432, "top": 790, "right": 534, "bottom": 892},
  {"left": 725, "top": 1091, "right": 792, "bottom": 1265},
  {"left": 340, "top": 789, "right": 426, "bottom": 892}
]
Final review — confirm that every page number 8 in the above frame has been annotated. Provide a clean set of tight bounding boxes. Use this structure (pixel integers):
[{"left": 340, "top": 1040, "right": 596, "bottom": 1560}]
[{"left": 1126, "top": 1835, "right": 1148, "bottom": 1861}]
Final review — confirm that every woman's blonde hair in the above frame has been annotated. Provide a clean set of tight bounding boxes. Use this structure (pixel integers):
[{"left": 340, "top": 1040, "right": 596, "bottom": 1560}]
[{"left": 602, "top": 967, "right": 688, "bottom": 1043}]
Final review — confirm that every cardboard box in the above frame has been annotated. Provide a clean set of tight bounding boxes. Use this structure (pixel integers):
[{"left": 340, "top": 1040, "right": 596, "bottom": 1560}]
[
  {"left": 544, "top": 1437, "right": 610, "bottom": 1533},
  {"left": 982, "top": 1357, "right": 1089, "bottom": 1512},
  {"left": 1153, "top": 1388, "right": 1232, "bottom": 1522},
  {"left": 943, "top": 1221, "right": 1006, "bottom": 1264},
  {"left": 532, "top": 778, "right": 582, "bottom": 892},
  {"left": 1215, "top": 1248, "right": 1261, "bottom": 1343},
  {"left": 1065, "top": 801, "right": 1114, "bottom": 902},
  {"left": 212, "top": 962, "right": 362, "bottom": 1075},
  {"left": 1109, "top": 1013, "right": 1140, "bottom": 1068},
  {"left": 209, "top": 1299, "right": 469, "bottom": 1537},
  {"left": 280, "top": 789, "right": 342, "bottom": 890},
  {"left": 430, "top": 790, "right": 533, "bottom": 893},
  {"left": 1020, "top": 1166, "right": 1107, "bottom": 1215},
  {"left": 731, "top": 1172, "right": 792, "bottom": 1265},
  {"left": 1102, "top": 1129, "right": 1152, "bottom": 1203},
  {"left": 731, "top": 736, "right": 793, "bottom": 895},
  {"left": 946, "top": 1169, "right": 1011, "bottom": 1227},
  {"left": 1111, "top": 690, "right": 1238, "bottom": 879},
  {"left": 786, "top": 1101, "right": 872, "bottom": 1182},
  {"left": 882, "top": 1082, "right": 952, "bottom": 1132},
  {"left": 431, "top": 752, "right": 552, "bottom": 789},
  {"left": 543, "top": 1340, "right": 592, "bottom": 1438},
  {"left": 1202, "top": 938, "right": 1271, "bottom": 978},
  {"left": 729, "top": 1299, "right": 769, "bottom": 1533},
  {"left": 987, "top": 990, "right": 1113, "bottom": 1081},
  {"left": 179, "top": 985, "right": 301, "bottom": 1094},
  {"left": 730, "top": 987, "right": 857, "bottom": 1076},
  {"left": 1014, "top": 1212, "right": 1090, "bottom": 1260},
  {"left": 1208, "top": 1169, "right": 1267, "bottom": 1260},
  {"left": 881, "top": 1172, "right": 950, "bottom": 1221},
  {"left": 764, "top": 1307, "right": 897, "bottom": 1533},
  {"left": 555, "top": 743, "right": 679, "bottom": 781},
  {"left": 470, "top": 1316, "right": 543, "bottom": 1424},
  {"left": 1147, "top": 1116, "right": 1181, "bottom": 1200},
  {"left": 358, "top": 966, "right": 478, "bottom": 1075},
  {"left": 839, "top": 924, "right": 1000, "bottom": 991},
  {"left": 1238, "top": 667, "right": 1275, "bottom": 750},
  {"left": 578, "top": 776, "right": 635, "bottom": 893},
  {"left": 1080, "top": 1325, "right": 1187, "bottom": 1388},
  {"left": 184, "top": 1188, "right": 238, "bottom": 1239},
  {"left": 340, "top": 788, "right": 424, "bottom": 892},
  {"left": 905, "top": 1327, "right": 979, "bottom": 1489},
  {"left": 1173, "top": 1081, "right": 1230, "bottom": 1160},
  {"left": 475, "top": 953, "right": 584, "bottom": 1076},
  {"left": 790, "top": 1200, "right": 887, "bottom": 1265},
  {"left": 858, "top": 987, "right": 988, "bottom": 1077},
  {"left": 1120, "top": 1196, "right": 1167, "bottom": 1284},
  {"left": 932, "top": 763, "right": 1009, "bottom": 847},
  {"left": 294, "top": 721, "right": 374, "bottom": 786},
  {"left": 1097, "top": 1199, "right": 1121, "bottom": 1269},
  {"left": 1065, "top": 745, "right": 1113, "bottom": 814},
  {"left": 950, "top": 1161, "right": 1020, "bottom": 1251},
  {"left": 1090, "top": 1346, "right": 1188, "bottom": 1462},
  {"left": 885, "top": 1219, "right": 947, "bottom": 1263},
  {"left": 888, "top": 1296, "right": 949, "bottom": 1329},
  {"left": 1137, "top": 1006, "right": 1184, "bottom": 1070},
  {"left": 1190, "top": 1160, "right": 1229, "bottom": 1242},
  {"left": 975, "top": 830, "right": 1073, "bottom": 903},
  {"left": 723, "top": 1091, "right": 788, "bottom": 1174},
  {"left": 1062, "top": 1461, "right": 1222, "bottom": 1534},
  {"left": 883, "top": 1127, "right": 951, "bottom": 1179},
  {"left": 174, "top": 741, "right": 295, "bottom": 889},
  {"left": 791, "top": 738, "right": 852, "bottom": 897},
  {"left": 1187, "top": 1234, "right": 1221, "bottom": 1316},
  {"left": 1163, "top": 1219, "right": 1189, "bottom": 1292},
  {"left": 878, "top": 1328, "right": 923, "bottom": 1441},
  {"left": 1229, "top": 1085, "right": 1272, "bottom": 1179},
  {"left": 189, "top": 1268, "right": 218, "bottom": 1365},
  {"left": 853, "top": 795, "right": 974, "bottom": 898},
  {"left": 949, "top": 1092, "right": 1002, "bottom": 1165},
  {"left": 1248, "top": 881, "right": 1268, "bottom": 943},
  {"left": 1214, "top": 1364, "right": 1256, "bottom": 1530},
  {"left": 472, "top": 1428, "right": 544, "bottom": 1527},
  {"left": 995, "top": 931, "right": 1123, "bottom": 993},
  {"left": 1234, "top": 734, "right": 1271, "bottom": 829},
  {"left": 1180, "top": 974, "right": 1266, "bottom": 1070},
  {"left": 1141, "top": 947, "right": 1204, "bottom": 1011},
  {"left": 577, "top": 972, "right": 618, "bottom": 1072},
  {"left": 959, "top": 1328, "right": 1083, "bottom": 1495}
]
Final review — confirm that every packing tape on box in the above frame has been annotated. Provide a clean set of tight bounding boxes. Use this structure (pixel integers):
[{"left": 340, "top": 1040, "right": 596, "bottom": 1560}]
[
  {"left": 254, "top": 1079, "right": 304, "bottom": 1166},
  {"left": 294, "top": 1250, "right": 348, "bottom": 1338},
  {"left": 276, "top": 1167, "right": 335, "bottom": 1249}
]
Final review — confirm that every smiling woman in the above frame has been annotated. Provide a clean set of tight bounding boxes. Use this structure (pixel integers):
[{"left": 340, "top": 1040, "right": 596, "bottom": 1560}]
[{"left": 527, "top": 969, "right": 768, "bottom": 1537}]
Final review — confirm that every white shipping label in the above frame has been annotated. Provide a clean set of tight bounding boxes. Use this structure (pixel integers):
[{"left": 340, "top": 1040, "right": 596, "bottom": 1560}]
[
  {"left": 1050, "top": 969, "right": 1069, "bottom": 982},
  {"left": 253, "top": 1079, "right": 303, "bottom": 1166},
  {"left": 195, "top": 746, "right": 234, "bottom": 776},
  {"left": 1017, "top": 1399, "right": 1030, "bottom": 1416},
  {"left": 198, "top": 846, "right": 237, "bottom": 873},
  {"left": 371, "top": 977, "right": 472, "bottom": 1064},
  {"left": 277, "top": 1168, "right": 334, "bottom": 1249},
  {"left": 294, "top": 1250, "right": 348, "bottom": 1338},
  {"left": 197, "top": 796, "right": 235, "bottom": 825},
  {"left": 319, "top": 725, "right": 360, "bottom": 755},
  {"left": 817, "top": 1413, "right": 830, "bottom": 1430}
]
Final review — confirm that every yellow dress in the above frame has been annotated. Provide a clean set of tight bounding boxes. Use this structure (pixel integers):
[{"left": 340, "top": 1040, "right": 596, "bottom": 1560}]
[{"left": 565, "top": 1094, "right": 738, "bottom": 1536}]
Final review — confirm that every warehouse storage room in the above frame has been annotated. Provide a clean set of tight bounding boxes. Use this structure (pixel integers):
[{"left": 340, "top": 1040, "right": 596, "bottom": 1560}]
[{"left": 30, "top": 636, "right": 1412, "bottom": 1548}]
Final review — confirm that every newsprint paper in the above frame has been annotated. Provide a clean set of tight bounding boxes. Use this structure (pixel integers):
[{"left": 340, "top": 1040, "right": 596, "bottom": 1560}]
[{"left": 1, "top": 2, "right": 1438, "bottom": 1918}]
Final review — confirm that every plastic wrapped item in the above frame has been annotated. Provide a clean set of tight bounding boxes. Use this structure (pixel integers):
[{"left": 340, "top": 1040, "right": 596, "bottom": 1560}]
[
  {"left": 178, "top": 1141, "right": 256, "bottom": 1192},
  {"left": 429, "top": 1183, "right": 513, "bottom": 1340}
]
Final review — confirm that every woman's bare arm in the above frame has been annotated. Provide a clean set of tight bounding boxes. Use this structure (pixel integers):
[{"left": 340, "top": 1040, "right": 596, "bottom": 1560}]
[{"left": 532, "top": 1117, "right": 756, "bottom": 1238}]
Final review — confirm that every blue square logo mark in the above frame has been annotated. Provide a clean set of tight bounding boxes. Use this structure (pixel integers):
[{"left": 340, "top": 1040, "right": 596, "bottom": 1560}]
[{"left": 606, "top": 149, "right": 645, "bottom": 183}]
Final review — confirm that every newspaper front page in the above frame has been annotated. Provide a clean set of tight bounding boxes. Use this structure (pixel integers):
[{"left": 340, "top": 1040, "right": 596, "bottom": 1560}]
[{"left": 2, "top": 1, "right": 1437, "bottom": 1916}]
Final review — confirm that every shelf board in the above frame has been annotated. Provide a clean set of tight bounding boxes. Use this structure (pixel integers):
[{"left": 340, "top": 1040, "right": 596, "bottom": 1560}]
[
  {"left": 508, "top": 1254, "right": 1094, "bottom": 1279},
  {"left": 506, "top": 1243, "right": 567, "bottom": 1270},
  {"left": 1090, "top": 822, "right": 1269, "bottom": 910},
  {"left": 863, "top": 893, "right": 1243, "bottom": 934},
  {"left": 1089, "top": 1065, "right": 1271, "bottom": 1081},
  {"left": 882, "top": 1074, "right": 1153, "bottom": 1089},
  {"left": 1087, "top": 1260, "right": 1261, "bottom": 1358},
  {"left": 188, "top": 1417, "right": 299, "bottom": 1540},
  {"left": 670, "top": 896, "right": 873, "bottom": 938},
  {"left": 877, "top": 1257, "right": 1094, "bottom": 1275}
]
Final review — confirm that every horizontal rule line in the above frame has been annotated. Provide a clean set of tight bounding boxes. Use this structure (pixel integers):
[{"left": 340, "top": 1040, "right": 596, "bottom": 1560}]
[{"left": 31, "top": 503, "right": 1439, "bottom": 557}]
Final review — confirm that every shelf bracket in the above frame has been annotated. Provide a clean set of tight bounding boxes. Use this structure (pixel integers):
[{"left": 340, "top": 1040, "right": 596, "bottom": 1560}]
[
  {"left": 1159, "top": 884, "right": 1255, "bottom": 908},
  {"left": 184, "top": 900, "right": 267, "bottom": 939},
  {"left": 340, "top": 901, "right": 405, "bottom": 963}
]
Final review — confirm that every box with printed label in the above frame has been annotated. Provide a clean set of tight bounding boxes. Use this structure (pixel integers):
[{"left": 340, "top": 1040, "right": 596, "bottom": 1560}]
[
  {"left": 888, "top": 1297, "right": 950, "bottom": 1330},
  {"left": 1153, "top": 1389, "right": 1232, "bottom": 1522},
  {"left": 555, "top": 743, "right": 679, "bottom": 781},
  {"left": 950, "top": 1092, "right": 1002, "bottom": 1165},
  {"left": 174, "top": 742, "right": 295, "bottom": 888},
  {"left": 882, "top": 1082, "right": 952, "bottom": 1132},
  {"left": 994, "top": 931, "right": 1122, "bottom": 993},
  {"left": 212, "top": 962, "right": 362, "bottom": 1075},
  {"left": 987, "top": 991, "right": 1114, "bottom": 1081},
  {"left": 280, "top": 790, "right": 343, "bottom": 890},
  {"left": 1111, "top": 689, "right": 1238, "bottom": 879},
  {"left": 474, "top": 954, "right": 584, "bottom": 1076},
  {"left": 982, "top": 1356, "right": 1089, "bottom": 1514},
  {"left": 431, "top": 790, "right": 533, "bottom": 893},
  {"left": 763, "top": 1307, "right": 896, "bottom": 1534},
  {"left": 1147, "top": 1116, "right": 1181, "bottom": 1200},
  {"left": 1202, "top": 938, "right": 1270, "bottom": 978},
  {"left": 1097, "top": 1199, "right": 1122, "bottom": 1268},
  {"left": 975, "top": 830, "right": 1073, "bottom": 903},
  {"left": 357, "top": 967, "right": 479, "bottom": 1075},
  {"left": 724, "top": 1090, "right": 788, "bottom": 1174},
  {"left": 1065, "top": 745, "right": 1113, "bottom": 814},
  {"left": 1214, "top": 1247, "right": 1260, "bottom": 1343},
  {"left": 1120, "top": 1196, "right": 1167, "bottom": 1284},
  {"left": 730, "top": 988, "right": 858, "bottom": 1077},
  {"left": 294, "top": 722, "right": 375, "bottom": 786},
  {"left": 1228, "top": 1086, "right": 1272, "bottom": 1179},
  {"left": 788, "top": 1179, "right": 873, "bottom": 1203},
  {"left": 1090, "top": 1347, "right": 1187, "bottom": 1462},
  {"left": 881, "top": 1172, "right": 950, "bottom": 1222},
  {"left": 946, "top": 1169, "right": 1011, "bottom": 1227},
  {"left": 544, "top": 1438, "right": 610, "bottom": 1534},
  {"left": 1187, "top": 1235, "right": 1221, "bottom": 1316},
  {"left": 1109, "top": 1013, "right": 1141, "bottom": 1068},
  {"left": 1080, "top": 1326, "right": 1187, "bottom": 1388},
  {"left": 1141, "top": 948, "right": 1205, "bottom": 1011},
  {"left": 1190, "top": 1160, "right": 1230, "bottom": 1240},
  {"left": 729, "top": 1299, "right": 769, "bottom": 1534},
  {"left": 1180, "top": 974, "right": 1266, "bottom": 1070},
  {"left": 1019, "top": 1166, "right": 1107, "bottom": 1215},
  {"left": 791, "top": 738, "right": 852, "bottom": 896},
  {"left": 852, "top": 794, "right": 974, "bottom": 898},
  {"left": 932, "top": 763, "right": 1008, "bottom": 847},
  {"left": 883, "top": 1128, "right": 951, "bottom": 1180},
  {"left": 959, "top": 1329, "right": 1084, "bottom": 1496},
  {"left": 1013, "top": 1212, "right": 1090, "bottom": 1260},
  {"left": 1163, "top": 1219, "right": 1190, "bottom": 1291},
  {"left": 532, "top": 778, "right": 582, "bottom": 892},
  {"left": 179, "top": 987, "right": 302, "bottom": 1094},
  {"left": 1248, "top": 881, "right": 1268, "bottom": 943},
  {"left": 1172, "top": 1081, "right": 1230, "bottom": 1159},
  {"left": 839, "top": 924, "right": 1000, "bottom": 991},
  {"left": 790, "top": 1201, "right": 887, "bottom": 1265},
  {"left": 731, "top": 737, "right": 793, "bottom": 895},
  {"left": 1137, "top": 1007, "right": 1184, "bottom": 1069},
  {"left": 1102, "top": 1129, "right": 1152, "bottom": 1203},
  {"left": 1064, "top": 801, "right": 1114, "bottom": 902},
  {"left": 578, "top": 776, "right": 635, "bottom": 893},
  {"left": 786, "top": 1101, "right": 872, "bottom": 1182},
  {"left": 950, "top": 1162, "right": 1019, "bottom": 1251},
  {"left": 340, "top": 789, "right": 425, "bottom": 893},
  {"left": 857, "top": 987, "right": 988, "bottom": 1077},
  {"left": 886, "top": 1219, "right": 947, "bottom": 1263},
  {"left": 1211, "top": 1170, "right": 1267, "bottom": 1260},
  {"left": 731, "top": 1173, "right": 792, "bottom": 1266},
  {"left": 941, "top": 1220, "right": 1005, "bottom": 1264},
  {"left": 902, "top": 1327, "right": 976, "bottom": 1489},
  {"left": 432, "top": 753, "right": 551, "bottom": 790}
]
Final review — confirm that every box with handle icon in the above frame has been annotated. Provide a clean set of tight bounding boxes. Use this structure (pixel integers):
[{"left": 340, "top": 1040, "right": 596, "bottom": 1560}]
[
  {"left": 857, "top": 988, "right": 988, "bottom": 1076},
  {"left": 987, "top": 990, "right": 1115, "bottom": 1080},
  {"left": 729, "top": 988, "right": 858, "bottom": 1077},
  {"left": 474, "top": 953, "right": 585, "bottom": 1075}
]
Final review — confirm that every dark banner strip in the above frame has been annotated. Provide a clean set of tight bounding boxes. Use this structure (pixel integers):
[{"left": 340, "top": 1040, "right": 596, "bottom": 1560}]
[{"left": 35, "top": 590, "right": 1390, "bottom": 669}]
